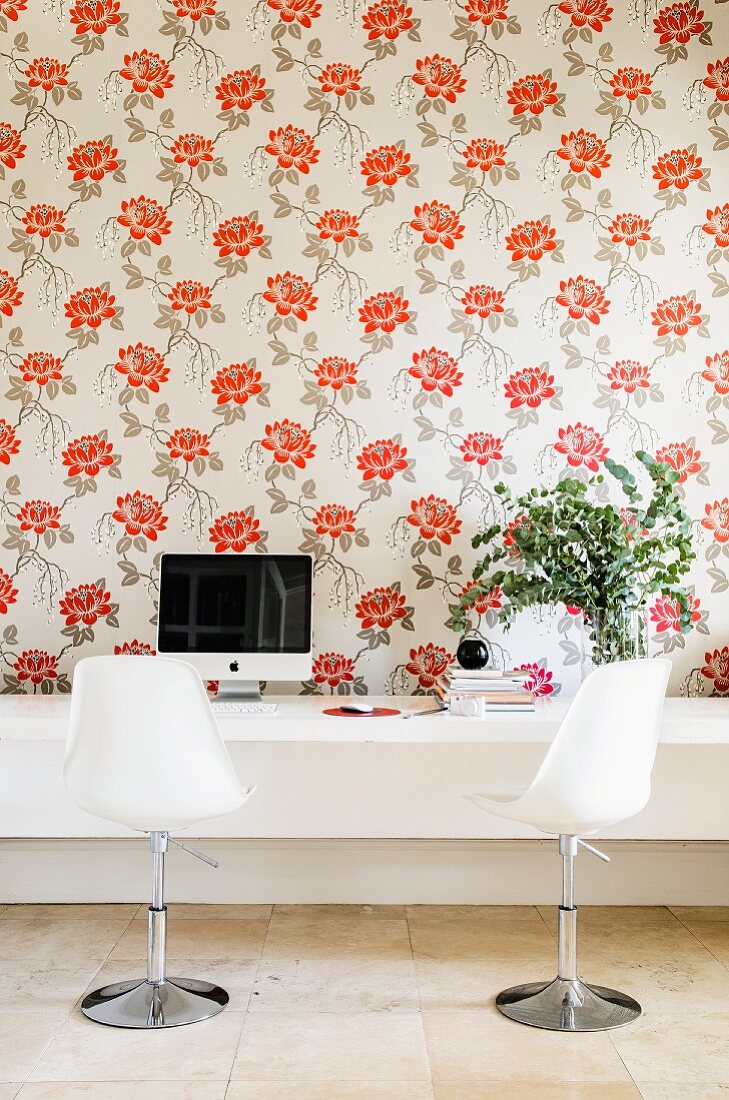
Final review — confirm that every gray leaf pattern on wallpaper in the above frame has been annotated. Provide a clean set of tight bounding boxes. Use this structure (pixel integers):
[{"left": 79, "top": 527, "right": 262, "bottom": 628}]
[{"left": 0, "top": 0, "right": 727, "bottom": 697}]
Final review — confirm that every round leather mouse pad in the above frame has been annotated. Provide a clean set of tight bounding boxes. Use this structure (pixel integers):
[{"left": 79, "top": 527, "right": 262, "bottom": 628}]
[{"left": 323, "top": 707, "right": 400, "bottom": 717}]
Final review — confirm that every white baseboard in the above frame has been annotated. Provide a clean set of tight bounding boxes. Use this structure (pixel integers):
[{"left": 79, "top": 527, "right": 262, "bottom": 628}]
[{"left": 2, "top": 838, "right": 728, "bottom": 905}]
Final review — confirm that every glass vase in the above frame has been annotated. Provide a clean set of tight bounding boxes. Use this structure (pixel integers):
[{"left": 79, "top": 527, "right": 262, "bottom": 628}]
[{"left": 579, "top": 607, "right": 650, "bottom": 679}]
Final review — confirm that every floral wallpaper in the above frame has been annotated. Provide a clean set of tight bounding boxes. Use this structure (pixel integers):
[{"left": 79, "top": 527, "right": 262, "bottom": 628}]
[{"left": 0, "top": 0, "right": 727, "bottom": 698}]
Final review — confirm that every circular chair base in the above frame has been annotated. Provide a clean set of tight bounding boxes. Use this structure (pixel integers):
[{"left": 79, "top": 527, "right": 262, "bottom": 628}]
[
  {"left": 496, "top": 976, "right": 641, "bottom": 1032},
  {"left": 81, "top": 976, "right": 229, "bottom": 1028}
]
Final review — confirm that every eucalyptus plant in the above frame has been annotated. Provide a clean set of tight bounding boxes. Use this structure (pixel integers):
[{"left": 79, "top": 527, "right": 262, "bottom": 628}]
[{"left": 451, "top": 451, "right": 696, "bottom": 664}]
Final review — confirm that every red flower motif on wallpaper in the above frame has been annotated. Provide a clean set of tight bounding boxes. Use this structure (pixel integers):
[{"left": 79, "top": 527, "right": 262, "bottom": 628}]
[
  {"left": 115, "top": 640, "right": 155, "bottom": 655},
  {"left": 117, "top": 195, "right": 171, "bottom": 244},
  {"left": 172, "top": 0, "right": 217, "bottom": 21},
  {"left": 703, "top": 205, "right": 729, "bottom": 248},
  {"left": 112, "top": 491, "right": 167, "bottom": 540},
  {"left": 209, "top": 510, "right": 261, "bottom": 552},
  {"left": 210, "top": 362, "right": 263, "bottom": 405},
  {"left": 459, "top": 432, "right": 503, "bottom": 465},
  {"left": 650, "top": 594, "right": 702, "bottom": 633},
  {"left": 461, "top": 138, "right": 506, "bottom": 172},
  {"left": 213, "top": 215, "right": 265, "bottom": 258},
  {"left": 362, "top": 0, "right": 413, "bottom": 39},
  {"left": 318, "top": 64, "right": 362, "bottom": 96},
  {"left": 355, "top": 585, "right": 408, "bottom": 630},
  {"left": 410, "top": 201, "right": 464, "bottom": 249},
  {"left": 558, "top": 0, "right": 612, "bottom": 30},
  {"left": 263, "top": 272, "right": 317, "bottom": 321},
  {"left": 505, "top": 219, "right": 556, "bottom": 263},
  {"left": 407, "top": 495, "right": 461, "bottom": 544},
  {"left": 357, "top": 438, "right": 408, "bottom": 481},
  {"left": 115, "top": 343, "right": 168, "bottom": 391},
  {"left": 262, "top": 420, "right": 315, "bottom": 468},
  {"left": 0, "top": 419, "right": 21, "bottom": 465},
  {"left": 268, "top": 0, "right": 321, "bottom": 27},
  {"left": 59, "top": 582, "right": 112, "bottom": 627},
  {"left": 460, "top": 579, "right": 503, "bottom": 615},
  {"left": 0, "top": 0, "right": 26, "bottom": 21},
  {"left": 20, "top": 351, "right": 63, "bottom": 386},
  {"left": 360, "top": 144, "right": 411, "bottom": 186},
  {"left": 17, "top": 500, "right": 61, "bottom": 534},
  {"left": 358, "top": 291, "right": 410, "bottom": 333},
  {"left": 412, "top": 55, "right": 466, "bottom": 102},
  {"left": 0, "top": 122, "right": 25, "bottom": 170},
  {"left": 120, "top": 50, "right": 174, "bottom": 97},
  {"left": 165, "top": 428, "right": 211, "bottom": 463},
  {"left": 703, "top": 351, "right": 729, "bottom": 395},
  {"left": 312, "top": 503, "right": 357, "bottom": 538},
  {"left": 64, "top": 286, "right": 116, "bottom": 330},
  {"left": 609, "top": 66, "right": 652, "bottom": 99},
  {"left": 608, "top": 213, "right": 651, "bottom": 247},
  {"left": 504, "top": 515, "right": 528, "bottom": 554},
  {"left": 465, "top": 0, "right": 509, "bottom": 25},
  {"left": 62, "top": 434, "right": 113, "bottom": 478},
  {"left": 25, "top": 57, "right": 69, "bottom": 91},
  {"left": 557, "top": 130, "right": 611, "bottom": 177},
  {"left": 507, "top": 72, "right": 558, "bottom": 115},
  {"left": 517, "top": 662, "right": 555, "bottom": 696},
  {"left": 14, "top": 650, "right": 58, "bottom": 685},
  {"left": 315, "top": 209, "right": 360, "bottom": 242},
  {"left": 169, "top": 133, "right": 214, "bottom": 166},
  {"left": 215, "top": 69, "right": 268, "bottom": 112},
  {"left": 314, "top": 356, "right": 358, "bottom": 390},
  {"left": 461, "top": 284, "right": 505, "bottom": 317},
  {"left": 0, "top": 270, "right": 22, "bottom": 317},
  {"left": 168, "top": 280, "right": 212, "bottom": 314},
  {"left": 652, "top": 148, "right": 703, "bottom": 191},
  {"left": 653, "top": 2, "right": 704, "bottom": 45},
  {"left": 555, "top": 275, "right": 609, "bottom": 324},
  {"left": 607, "top": 360, "right": 651, "bottom": 393},
  {"left": 504, "top": 365, "right": 555, "bottom": 409},
  {"left": 266, "top": 125, "right": 319, "bottom": 173},
  {"left": 69, "top": 0, "right": 122, "bottom": 35},
  {"left": 0, "top": 568, "right": 18, "bottom": 614},
  {"left": 704, "top": 57, "right": 729, "bottom": 102},
  {"left": 701, "top": 498, "right": 729, "bottom": 543},
  {"left": 67, "top": 139, "right": 119, "bottom": 181},
  {"left": 702, "top": 647, "right": 729, "bottom": 694},
  {"left": 554, "top": 423, "right": 608, "bottom": 471},
  {"left": 409, "top": 347, "right": 463, "bottom": 396},
  {"left": 655, "top": 441, "right": 702, "bottom": 482},
  {"left": 312, "top": 652, "right": 355, "bottom": 687},
  {"left": 651, "top": 295, "right": 702, "bottom": 337},
  {"left": 22, "top": 203, "right": 65, "bottom": 238},
  {"left": 406, "top": 643, "right": 450, "bottom": 689}
]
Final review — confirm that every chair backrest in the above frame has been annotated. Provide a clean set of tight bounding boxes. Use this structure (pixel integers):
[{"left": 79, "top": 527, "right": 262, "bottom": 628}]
[
  {"left": 522, "top": 658, "right": 671, "bottom": 832},
  {"left": 64, "top": 655, "right": 247, "bottom": 832}
]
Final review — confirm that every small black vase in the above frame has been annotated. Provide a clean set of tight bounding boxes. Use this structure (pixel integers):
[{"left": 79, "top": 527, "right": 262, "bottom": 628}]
[{"left": 456, "top": 635, "right": 490, "bottom": 671}]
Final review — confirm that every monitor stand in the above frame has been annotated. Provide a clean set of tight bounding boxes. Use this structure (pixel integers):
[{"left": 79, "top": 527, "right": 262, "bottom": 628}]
[{"left": 215, "top": 680, "right": 262, "bottom": 703}]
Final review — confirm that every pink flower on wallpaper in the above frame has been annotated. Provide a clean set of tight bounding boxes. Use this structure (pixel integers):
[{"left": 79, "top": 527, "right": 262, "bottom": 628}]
[
  {"left": 0, "top": 270, "right": 22, "bottom": 317},
  {"left": 0, "top": 419, "right": 21, "bottom": 465},
  {"left": 312, "top": 652, "right": 355, "bottom": 687},
  {"left": 461, "top": 285, "right": 505, "bottom": 317},
  {"left": 263, "top": 272, "right": 317, "bottom": 321},
  {"left": 555, "top": 275, "right": 609, "bottom": 323},
  {"left": 653, "top": 2, "right": 705, "bottom": 45},
  {"left": 703, "top": 351, "right": 729, "bottom": 395},
  {"left": 0, "top": 122, "right": 25, "bottom": 170},
  {"left": 704, "top": 57, "right": 729, "bottom": 102},
  {"left": 701, "top": 499, "right": 729, "bottom": 543},
  {"left": 609, "top": 66, "right": 652, "bottom": 99},
  {"left": 165, "top": 429, "right": 211, "bottom": 463},
  {"left": 262, "top": 420, "right": 316, "bottom": 468},
  {"left": 606, "top": 360, "right": 651, "bottom": 393},
  {"left": 0, "top": 567, "right": 18, "bottom": 614},
  {"left": 558, "top": 0, "right": 612, "bottom": 31},
  {"left": 362, "top": 0, "right": 413, "bottom": 39},
  {"left": 266, "top": 125, "right": 319, "bottom": 173},
  {"left": 652, "top": 148, "right": 704, "bottom": 191},
  {"left": 410, "top": 201, "right": 464, "bottom": 249},
  {"left": 268, "top": 0, "right": 321, "bottom": 26},
  {"left": 407, "top": 495, "right": 461, "bottom": 544},
  {"left": 608, "top": 213, "right": 651, "bottom": 247},
  {"left": 464, "top": 0, "right": 509, "bottom": 25},
  {"left": 554, "top": 423, "right": 609, "bottom": 472},
  {"left": 115, "top": 640, "right": 155, "bottom": 655},
  {"left": 409, "top": 347, "right": 463, "bottom": 396},
  {"left": 64, "top": 286, "right": 116, "bottom": 330},
  {"left": 357, "top": 439, "right": 408, "bottom": 481},
  {"left": 20, "top": 351, "right": 63, "bottom": 386},
  {"left": 213, "top": 215, "right": 265, "bottom": 257},
  {"left": 119, "top": 50, "right": 174, "bottom": 97},
  {"left": 460, "top": 579, "right": 503, "bottom": 615},
  {"left": 312, "top": 504, "right": 357, "bottom": 538},
  {"left": 360, "top": 144, "right": 411, "bottom": 186},
  {"left": 504, "top": 366, "right": 555, "bottom": 409},
  {"left": 115, "top": 343, "right": 168, "bottom": 391},
  {"left": 702, "top": 205, "right": 729, "bottom": 248},
  {"left": 505, "top": 219, "right": 556, "bottom": 263},
  {"left": 702, "top": 647, "right": 729, "bottom": 694},
  {"left": 210, "top": 362, "right": 263, "bottom": 405},
  {"left": 117, "top": 195, "right": 171, "bottom": 244},
  {"left": 215, "top": 69, "right": 268, "bottom": 112},
  {"left": 209, "top": 510, "right": 261, "bottom": 552},
  {"left": 650, "top": 594, "right": 702, "bottom": 633},
  {"left": 169, "top": 133, "right": 214, "bottom": 166},
  {"left": 69, "top": 0, "right": 122, "bottom": 36},
  {"left": 655, "top": 441, "right": 702, "bottom": 482},
  {"left": 405, "top": 643, "right": 451, "bottom": 689},
  {"left": 112, "top": 491, "right": 167, "bottom": 541},
  {"left": 313, "top": 356, "right": 358, "bottom": 390},
  {"left": 517, "top": 662, "right": 555, "bottom": 696},
  {"left": 315, "top": 209, "right": 360, "bottom": 242},
  {"left": 67, "top": 139, "right": 119, "bottom": 181},
  {"left": 507, "top": 72, "right": 558, "bottom": 115},
  {"left": 355, "top": 585, "right": 408, "bottom": 630},
  {"left": 557, "top": 129, "right": 611, "bottom": 177},
  {"left": 25, "top": 57, "right": 69, "bottom": 90},
  {"left": 459, "top": 432, "right": 503, "bottom": 465},
  {"left": 651, "top": 295, "right": 702, "bottom": 337},
  {"left": 168, "top": 280, "right": 212, "bottom": 314},
  {"left": 412, "top": 55, "right": 466, "bottom": 102},
  {"left": 318, "top": 64, "right": 362, "bottom": 96},
  {"left": 59, "top": 582, "right": 112, "bottom": 628},
  {"left": 14, "top": 650, "right": 58, "bottom": 686},
  {"left": 17, "top": 500, "right": 61, "bottom": 534},
  {"left": 358, "top": 291, "right": 410, "bottom": 333},
  {"left": 61, "top": 434, "right": 114, "bottom": 478},
  {"left": 461, "top": 138, "right": 506, "bottom": 172}
]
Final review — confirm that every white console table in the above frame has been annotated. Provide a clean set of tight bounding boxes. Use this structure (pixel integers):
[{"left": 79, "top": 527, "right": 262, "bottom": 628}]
[{"left": 1, "top": 695, "right": 728, "bottom": 904}]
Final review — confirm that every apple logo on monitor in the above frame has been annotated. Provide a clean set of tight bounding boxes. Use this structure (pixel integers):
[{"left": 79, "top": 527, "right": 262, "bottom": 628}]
[{"left": 229, "top": 660, "right": 239, "bottom": 673}]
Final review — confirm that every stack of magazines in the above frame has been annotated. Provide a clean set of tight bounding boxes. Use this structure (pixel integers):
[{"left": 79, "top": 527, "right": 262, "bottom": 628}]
[{"left": 444, "top": 665, "right": 535, "bottom": 716}]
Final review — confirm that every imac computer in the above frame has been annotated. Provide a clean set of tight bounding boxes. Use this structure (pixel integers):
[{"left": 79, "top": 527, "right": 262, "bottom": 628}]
[{"left": 157, "top": 553, "right": 312, "bottom": 703}]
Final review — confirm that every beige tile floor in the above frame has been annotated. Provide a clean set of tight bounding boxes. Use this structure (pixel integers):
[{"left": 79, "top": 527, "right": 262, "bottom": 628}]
[{"left": 0, "top": 902, "right": 727, "bottom": 1097}]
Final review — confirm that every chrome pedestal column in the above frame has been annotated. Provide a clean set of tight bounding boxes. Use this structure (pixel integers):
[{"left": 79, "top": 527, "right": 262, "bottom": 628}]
[
  {"left": 496, "top": 834, "right": 641, "bottom": 1032},
  {"left": 81, "top": 831, "right": 229, "bottom": 1029}
]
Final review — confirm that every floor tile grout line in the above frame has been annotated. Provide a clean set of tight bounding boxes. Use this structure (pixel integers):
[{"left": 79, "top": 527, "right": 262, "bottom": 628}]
[
  {"left": 404, "top": 904, "right": 435, "bottom": 1093},
  {"left": 226, "top": 901, "right": 274, "bottom": 1089},
  {"left": 667, "top": 907, "right": 729, "bottom": 969}
]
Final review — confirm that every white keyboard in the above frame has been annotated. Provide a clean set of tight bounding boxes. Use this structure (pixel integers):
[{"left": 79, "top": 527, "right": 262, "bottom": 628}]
[{"left": 211, "top": 701, "right": 278, "bottom": 716}]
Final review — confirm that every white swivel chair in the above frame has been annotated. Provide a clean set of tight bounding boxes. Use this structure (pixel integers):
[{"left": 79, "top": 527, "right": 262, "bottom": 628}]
[
  {"left": 469, "top": 658, "right": 670, "bottom": 1033},
  {"left": 64, "top": 655, "right": 251, "bottom": 1029}
]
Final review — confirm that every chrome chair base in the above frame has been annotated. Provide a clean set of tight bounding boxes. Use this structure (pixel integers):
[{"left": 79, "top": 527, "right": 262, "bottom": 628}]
[
  {"left": 81, "top": 976, "right": 229, "bottom": 1029},
  {"left": 496, "top": 976, "right": 641, "bottom": 1032}
]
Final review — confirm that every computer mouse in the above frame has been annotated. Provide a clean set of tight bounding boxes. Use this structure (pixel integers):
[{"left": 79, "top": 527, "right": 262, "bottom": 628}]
[{"left": 340, "top": 702, "right": 375, "bottom": 714}]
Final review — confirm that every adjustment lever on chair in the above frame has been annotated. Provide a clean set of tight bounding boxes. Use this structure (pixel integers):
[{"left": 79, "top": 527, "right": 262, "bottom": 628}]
[
  {"left": 168, "top": 836, "right": 219, "bottom": 868},
  {"left": 577, "top": 839, "right": 610, "bottom": 863}
]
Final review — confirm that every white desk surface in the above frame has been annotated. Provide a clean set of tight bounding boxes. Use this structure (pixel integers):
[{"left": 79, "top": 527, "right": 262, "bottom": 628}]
[{"left": 0, "top": 695, "right": 726, "bottom": 744}]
